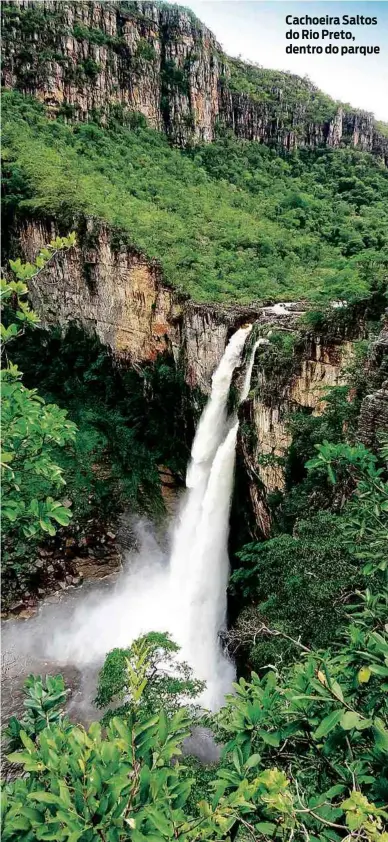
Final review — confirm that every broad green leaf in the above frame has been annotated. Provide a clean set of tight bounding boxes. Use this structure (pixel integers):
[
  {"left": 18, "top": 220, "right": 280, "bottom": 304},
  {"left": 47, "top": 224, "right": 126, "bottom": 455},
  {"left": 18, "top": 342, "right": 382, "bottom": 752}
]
[
  {"left": 313, "top": 709, "right": 343, "bottom": 740},
  {"left": 340, "top": 711, "right": 369, "bottom": 731},
  {"left": 28, "top": 792, "right": 62, "bottom": 805},
  {"left": 255, "top": 822, "right": 276, "bottom": 835}
]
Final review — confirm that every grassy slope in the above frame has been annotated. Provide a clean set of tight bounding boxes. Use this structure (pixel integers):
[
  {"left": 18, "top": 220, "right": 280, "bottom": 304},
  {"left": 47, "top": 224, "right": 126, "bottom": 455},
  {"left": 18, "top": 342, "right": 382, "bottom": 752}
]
[{"left": 2, "top": 91, "right": 388, "bottom": 304}]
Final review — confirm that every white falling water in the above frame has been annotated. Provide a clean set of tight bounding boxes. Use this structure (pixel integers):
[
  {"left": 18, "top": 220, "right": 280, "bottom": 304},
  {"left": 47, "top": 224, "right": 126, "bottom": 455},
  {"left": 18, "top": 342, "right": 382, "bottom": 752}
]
[
  {"left": 11, "top": 326, "right": 260, "bottom": 712},
  {"left": 170, "top": 327, "right": 251, "bottom": 598},
  {"left": 240, "top": 337, "right": 269, "bottom": 402},
  {"left": 169, "top": 326, "right": 252, "bottom": 707}
]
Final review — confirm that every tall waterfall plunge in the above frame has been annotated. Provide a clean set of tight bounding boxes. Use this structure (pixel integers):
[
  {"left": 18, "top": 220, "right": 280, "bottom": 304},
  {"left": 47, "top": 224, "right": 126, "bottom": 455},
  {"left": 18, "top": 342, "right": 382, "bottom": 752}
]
[
  {"left": 169, "top": 326, "right": 252, "bottom": 707},
  {"left": 11, "top": 327, "right": 259, "bottom": 712}
]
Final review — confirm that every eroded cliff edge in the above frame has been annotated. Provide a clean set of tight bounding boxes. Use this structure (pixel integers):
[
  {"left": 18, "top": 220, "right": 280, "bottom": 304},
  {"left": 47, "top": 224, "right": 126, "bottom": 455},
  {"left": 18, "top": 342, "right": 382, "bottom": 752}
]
[
  {"left": 10, "top": 216, "right": 260, "bottom": 391},
  {"left": 2, "top": 0, "right": 388, "bottom": 161}
]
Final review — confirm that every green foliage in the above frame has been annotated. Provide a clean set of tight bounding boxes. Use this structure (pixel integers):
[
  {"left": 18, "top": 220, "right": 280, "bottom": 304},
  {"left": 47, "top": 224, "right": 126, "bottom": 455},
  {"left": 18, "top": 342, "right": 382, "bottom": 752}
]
[
  {"left": 375, "top": 120, "right": 388, "bottom": 138},
  {"left": 277, "top": 383, "right": 370, "bottom": 526},
  {"left": 3, "top": 583, "right": 388, "bottom": 841},
  {"left": 1, "top": 650, "right": 301, "bottom": 842},
  {"left": 231, "top": 512, "right": 361, "bottom": 670},
  {"left": 1, "top": 5, "right": 72, "bottom": 90},
  {"left": 1, "top": 4, "right": 65, "bottom": 39},
  {"left": 232, "top": 432, "right": 387, "bottom": 678},
  {"left": 95, "top": 632, "right": 204, "bottom": 722},
  {"left": 306, "top": 439, "right": 388, "bottom": 576},
  {"left": 253, "top": 330, "right": 298, "bottom": 401},
  {"left": 1, "top": 372, "right": 75, "bottom": 537},
  {"left": 5, "top": 675, "right": 69, "bottom": 752},
  {"left": 219, "top": 461, "right": 388, "bottom": 838},
  {"left": 162, "top": 58, "right": 190, "bottom": 95},
  {"left": 72, "top": 22, "right": 127, "bottom": 51},
  {"left": 306, "top": 440, "right": 378, "bottom": 496},
  {"left": 226, "top": 58, "right": 339, "bottom": 125},
  {"left": 3, "top": 91, "right": 388, "bottom": 304},
  {"left": 135, "top": 38, "right": 157, "bottom": 62},
  {"left": 216, "top": 604, "right": 388, "bottom": 837},
  {"left": 10, "top": 322, "right": 195, "bottom": 524},
  {"left": 2, "top": 710, "right": 196, "bottom": 842},
  {"left": 1, "top": 237, "right": 77, "bottom": 546},
  {"left": 76, "top": 57, "right": 101, "bottom": 80}
]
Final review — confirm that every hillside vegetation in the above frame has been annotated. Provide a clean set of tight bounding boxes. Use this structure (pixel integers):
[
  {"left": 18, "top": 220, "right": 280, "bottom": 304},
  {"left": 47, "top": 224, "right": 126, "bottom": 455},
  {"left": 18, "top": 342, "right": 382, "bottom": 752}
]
[
  {"left": 226, "top": 57, "right": 340, "bottom": 124},
  {"left": 3, "top": 91, "right": 388, "bottom": 305}
]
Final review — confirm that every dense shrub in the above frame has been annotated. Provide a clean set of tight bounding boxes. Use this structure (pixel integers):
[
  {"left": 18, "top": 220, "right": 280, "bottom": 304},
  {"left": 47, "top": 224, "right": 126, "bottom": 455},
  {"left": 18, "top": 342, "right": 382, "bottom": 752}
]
[
  {"left": 10, "top": 320, "right": 195, "bottom": 525},
  {"left": 231, "top": 511, "right": 361, "bottom": 670}
]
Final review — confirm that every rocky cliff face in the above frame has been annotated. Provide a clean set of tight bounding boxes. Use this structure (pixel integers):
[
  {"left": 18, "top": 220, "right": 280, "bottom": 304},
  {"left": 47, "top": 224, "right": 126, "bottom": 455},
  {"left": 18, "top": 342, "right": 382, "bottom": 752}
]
[
  {"left": 11, "top": 216, "right": 259, "bottom": 389},
  {"left": 243, "top": 335, "right": 356, "bottom": 494},
  {"left": 17, "top": 217, "right": 182, "bottom": 363},
  {"left": 2, "top": 0, "right": 388, "bottom": 160},
  {"left": 358, "top": 313, "right": 388, "bottom": 450},
  {"left": 10, "top": 216, "right": 386, "bottom": 543},
  {"left": 218, "top": 90, "right": 386, "bottom": 160},
  {"left": 2, "top": 0, "right": 225, "bottom": 145}
]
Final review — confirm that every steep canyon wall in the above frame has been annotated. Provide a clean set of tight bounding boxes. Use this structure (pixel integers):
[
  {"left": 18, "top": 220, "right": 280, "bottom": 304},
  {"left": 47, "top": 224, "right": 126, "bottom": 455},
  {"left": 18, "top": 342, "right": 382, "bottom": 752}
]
[
  {"left": 6, "top": 216, "right": 387, "bottom": 542},
  {"left": 11, "top": 216, "right": 259, "bottom": 390},
  {"left": 2, "top": 0, "right": 388, "bottom": 160}
]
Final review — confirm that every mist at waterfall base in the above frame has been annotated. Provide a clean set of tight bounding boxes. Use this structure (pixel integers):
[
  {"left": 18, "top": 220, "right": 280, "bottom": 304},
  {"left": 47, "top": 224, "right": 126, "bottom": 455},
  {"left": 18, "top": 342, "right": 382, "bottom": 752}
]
[{"left": 10, "top": 327, "right": 256, "bottom": 712}]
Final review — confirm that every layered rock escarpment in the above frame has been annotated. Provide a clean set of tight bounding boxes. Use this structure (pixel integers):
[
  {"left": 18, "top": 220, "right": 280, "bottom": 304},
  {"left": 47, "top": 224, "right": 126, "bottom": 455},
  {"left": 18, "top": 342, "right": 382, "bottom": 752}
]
[
  {"left": 242, "top": 332, "right": 356, "bottom": 494},
  {"left": 9, "top": 217, "right": 386, "bottom": 542},
  {"left": 16, "top": 217, "right": 182, "bottom": 364},
  {"left": 2, "top": 0, "right": 388, "bottom": 160},
  {"left": 358, "top": 381, "right": 388, "bottom": 449},
  {"left": 2, "top": 0, "right": 225, "bottom": 145},
  {"left": 238, "top": 308, "right": 388, "bottom": 538},
  {"left": 358, "top": 313, "right": 388, "bottom": 449},
  {"left": 11, "top": 216, "right": 259, "bottom": 391}
]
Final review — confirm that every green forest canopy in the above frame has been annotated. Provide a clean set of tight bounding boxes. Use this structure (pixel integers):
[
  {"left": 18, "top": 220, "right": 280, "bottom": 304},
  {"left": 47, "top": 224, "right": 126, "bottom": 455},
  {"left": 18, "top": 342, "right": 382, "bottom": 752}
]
[{"left": 2, "top": 90, "right": 388, "bottom": 305}]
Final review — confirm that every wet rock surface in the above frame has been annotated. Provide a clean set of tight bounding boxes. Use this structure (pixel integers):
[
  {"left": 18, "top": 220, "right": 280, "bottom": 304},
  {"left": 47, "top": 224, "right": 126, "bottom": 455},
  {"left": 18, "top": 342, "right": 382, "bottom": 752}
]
[{"left": 2, "top": 514, "right": 123, "bottom": 616}]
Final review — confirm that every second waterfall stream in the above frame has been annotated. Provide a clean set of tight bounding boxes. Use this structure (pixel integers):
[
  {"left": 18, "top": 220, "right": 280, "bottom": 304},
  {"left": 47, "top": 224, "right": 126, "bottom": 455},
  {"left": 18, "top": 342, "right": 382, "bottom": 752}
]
[{"left": 42, "top": 326, "right": 257, "bottom": 711}]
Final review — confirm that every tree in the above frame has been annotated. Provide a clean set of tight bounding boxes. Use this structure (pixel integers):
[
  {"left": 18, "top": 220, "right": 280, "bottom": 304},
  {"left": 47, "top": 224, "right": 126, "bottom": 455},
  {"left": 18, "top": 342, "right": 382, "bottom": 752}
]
[
  {"left": 1, "top": 235, "right": 77, "bottom": 545},
  {"left": 1, "top": 639, "right": 297, "bottom": 842},
  {"left": 95, "top": 632, "right": 204, "bottom": 722},
  {"left": 3, "top": 605, "right": 388, "bottom": 840},
  {"left": 306, "top": 438, "right": 388, "bottom": 573}
]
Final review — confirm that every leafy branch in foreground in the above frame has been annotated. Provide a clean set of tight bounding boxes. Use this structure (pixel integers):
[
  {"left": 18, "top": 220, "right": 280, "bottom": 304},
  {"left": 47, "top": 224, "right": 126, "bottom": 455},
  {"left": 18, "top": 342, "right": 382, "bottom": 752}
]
[
  {"left": 1, "top": 235, "right": 77, "bottom": 542},
  {"left": 5, "top": 674, "right": 69, "bottom": 752},
  {"left": 3, "top": 623, "right": 388, "bottom": 840},
  {"left": 306, "top": 438, "right": 388, "bottom": 573}
]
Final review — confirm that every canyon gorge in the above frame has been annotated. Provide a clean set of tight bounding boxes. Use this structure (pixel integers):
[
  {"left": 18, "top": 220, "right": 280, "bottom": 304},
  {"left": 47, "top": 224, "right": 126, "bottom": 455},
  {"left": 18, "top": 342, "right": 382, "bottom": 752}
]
[{"left": 1, "top": 3, "right": 388, "bottom": 837}]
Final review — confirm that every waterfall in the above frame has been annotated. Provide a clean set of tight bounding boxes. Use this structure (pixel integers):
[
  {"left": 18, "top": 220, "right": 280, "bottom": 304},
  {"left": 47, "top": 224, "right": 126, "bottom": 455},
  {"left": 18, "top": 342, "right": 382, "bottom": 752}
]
[
  {"left": 169, "top": 326, "right": 252, "bottom": 708},
  {"left": 26, "top": 325, "right": 260, "bottom": 713},
  {"left": 170, "top": 327, "right": 251, "bottom": 593},
  {"left": 240, "top": 337, "right": 269, "bottom": 402}
]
